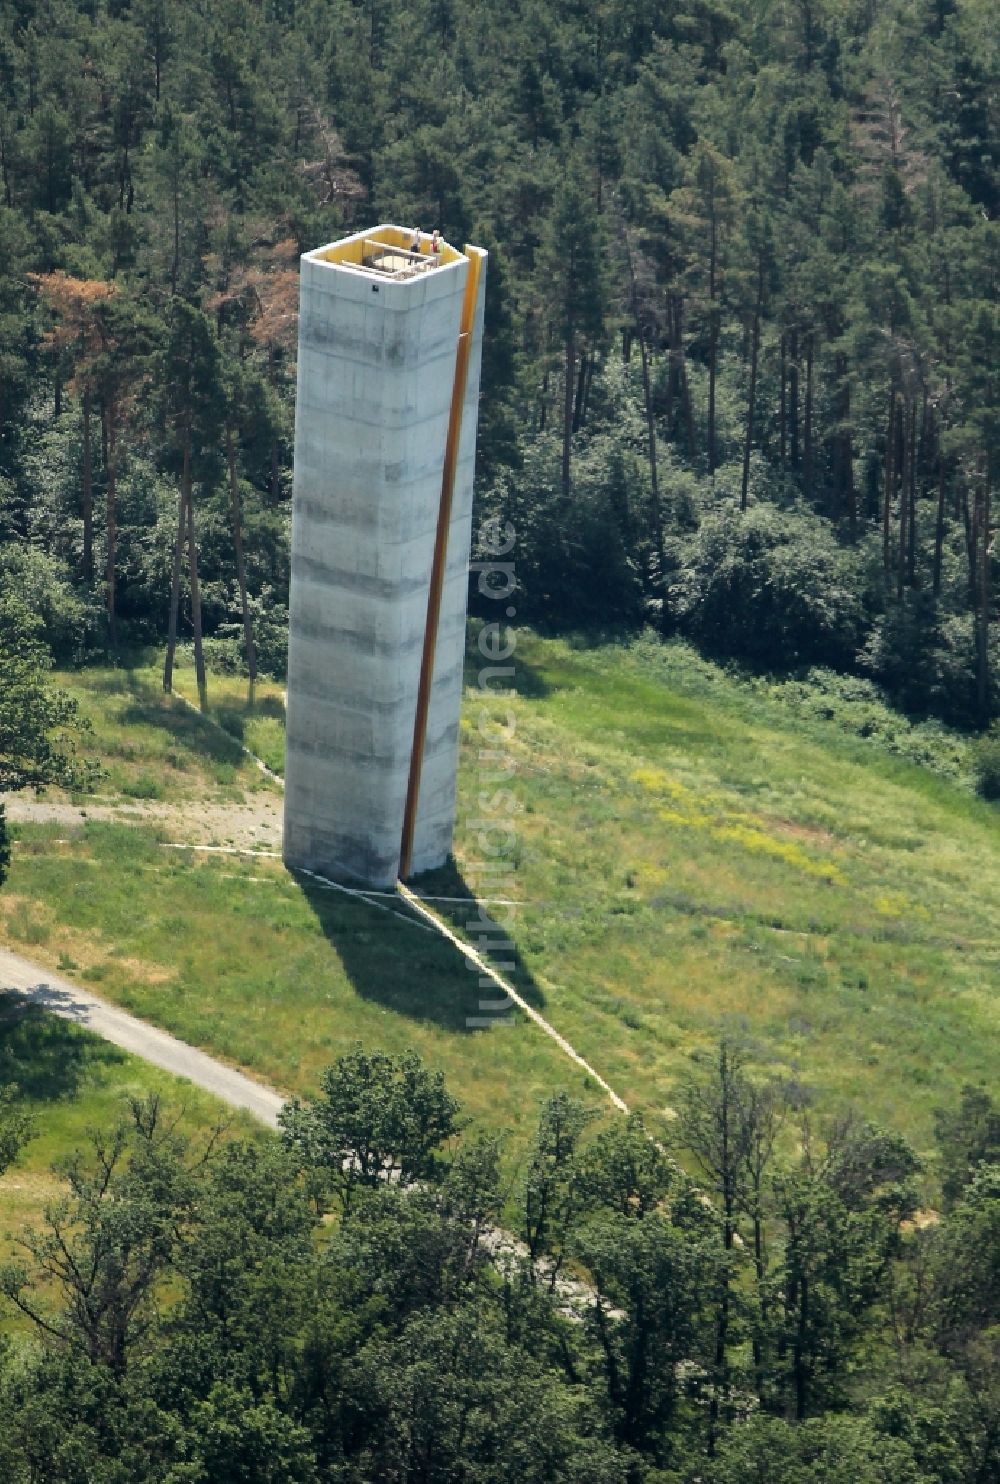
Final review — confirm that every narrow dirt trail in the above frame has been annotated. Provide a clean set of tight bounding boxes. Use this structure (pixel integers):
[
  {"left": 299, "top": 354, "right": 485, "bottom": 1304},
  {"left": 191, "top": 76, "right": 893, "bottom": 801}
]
[{"left": 0, "top": 946, "right": 285, "bottom": 1128}]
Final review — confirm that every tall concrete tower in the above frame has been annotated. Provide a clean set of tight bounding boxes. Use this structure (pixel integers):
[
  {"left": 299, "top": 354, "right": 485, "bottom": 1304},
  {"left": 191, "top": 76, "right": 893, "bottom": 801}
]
[{"left": 283, "top": 226, "right": 487, "bottom": 888}]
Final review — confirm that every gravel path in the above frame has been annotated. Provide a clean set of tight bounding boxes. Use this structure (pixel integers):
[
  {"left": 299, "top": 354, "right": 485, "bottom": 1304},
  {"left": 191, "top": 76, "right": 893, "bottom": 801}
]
[
  {"left": 0, "top": 946, "right": 285, "bottom": 1128},
  {"left": 2, "top": 793, "right": 284, "bottom": 852}
]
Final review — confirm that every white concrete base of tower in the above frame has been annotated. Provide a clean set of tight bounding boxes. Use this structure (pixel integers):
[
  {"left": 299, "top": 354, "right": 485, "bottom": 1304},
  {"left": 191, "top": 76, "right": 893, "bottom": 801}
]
[{"left": 283, "top": 226, "right": 487, "bottom": 888}]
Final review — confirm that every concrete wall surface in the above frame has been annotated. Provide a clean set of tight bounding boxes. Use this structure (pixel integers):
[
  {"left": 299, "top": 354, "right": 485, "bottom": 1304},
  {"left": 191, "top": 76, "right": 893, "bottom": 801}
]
[{"left": 284, "top": 231, "right": 487, "bottom": 887}]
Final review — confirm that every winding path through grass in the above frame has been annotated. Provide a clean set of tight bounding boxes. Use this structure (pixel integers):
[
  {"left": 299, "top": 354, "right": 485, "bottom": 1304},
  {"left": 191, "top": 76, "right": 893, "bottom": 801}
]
[{"left": 0, "top": 946, "right": 284, "bottom": 1127}]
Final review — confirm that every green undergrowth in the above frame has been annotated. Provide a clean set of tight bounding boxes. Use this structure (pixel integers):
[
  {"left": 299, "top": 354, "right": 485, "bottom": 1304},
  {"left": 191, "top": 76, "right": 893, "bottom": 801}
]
[{"left": 4, "top": 630, "right": 998, "bottom": 1176}]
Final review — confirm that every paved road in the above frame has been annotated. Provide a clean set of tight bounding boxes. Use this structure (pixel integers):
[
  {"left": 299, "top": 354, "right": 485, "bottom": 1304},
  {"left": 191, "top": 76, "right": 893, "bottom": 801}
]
[{"left": 0, "top": 946, "right": 285, "bottom": 1129}]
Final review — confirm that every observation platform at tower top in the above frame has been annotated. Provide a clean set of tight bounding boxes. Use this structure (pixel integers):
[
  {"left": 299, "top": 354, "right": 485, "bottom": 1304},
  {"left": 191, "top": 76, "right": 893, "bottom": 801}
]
[{"left": 309, "top": 224, "right": 465, "bottom": 283}]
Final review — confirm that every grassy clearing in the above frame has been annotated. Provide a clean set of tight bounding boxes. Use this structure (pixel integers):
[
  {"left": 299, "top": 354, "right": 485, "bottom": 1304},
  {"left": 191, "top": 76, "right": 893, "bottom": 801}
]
[
  {"left": 439, "top": 631, "right": 999, "bottom": 1153},
  {"left": 54, "top": 653, "right": 285, "bottom": 803},
  {"left": 5, "top": 631, "right": 998, "bottom": 1172}
]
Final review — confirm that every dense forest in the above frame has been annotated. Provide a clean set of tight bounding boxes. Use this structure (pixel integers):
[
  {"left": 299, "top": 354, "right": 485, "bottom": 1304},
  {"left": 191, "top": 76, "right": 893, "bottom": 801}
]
[
  {"left": 2, "top": 1045, "right": 1000, "bottom": 1482},
  {"left": 0, "top": 0, "right": 996, "bottom": 728}
]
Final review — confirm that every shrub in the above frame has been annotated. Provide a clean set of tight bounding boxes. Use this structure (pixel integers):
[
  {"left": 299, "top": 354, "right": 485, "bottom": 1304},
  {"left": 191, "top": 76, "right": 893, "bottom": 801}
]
[
  {"left": 973, "top": 724, "right": 1000, "bottom": 800},
  {"left": 0, "top": 543, "right": 101, "bottom": 662},
  {"left": 859, "top": 600, "right": 981, "bottom": 727},
  {"left": 669, "top": 503, "right": 868, "bottom": 672}
]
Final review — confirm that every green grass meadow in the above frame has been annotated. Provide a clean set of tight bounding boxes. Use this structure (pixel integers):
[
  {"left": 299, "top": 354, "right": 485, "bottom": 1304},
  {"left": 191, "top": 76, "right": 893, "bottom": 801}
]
[
  {"left": 53, "top": 654, "right": 287, "bottom": 802},
  {"left": 2, "top": 630, "right": 997, "bottom": 1197}
]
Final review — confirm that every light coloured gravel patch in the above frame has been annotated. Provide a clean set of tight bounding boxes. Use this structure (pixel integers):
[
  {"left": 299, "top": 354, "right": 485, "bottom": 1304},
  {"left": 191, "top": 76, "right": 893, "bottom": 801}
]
[{"left": 2, "top": 793, "right": 284, "bottom": 852}]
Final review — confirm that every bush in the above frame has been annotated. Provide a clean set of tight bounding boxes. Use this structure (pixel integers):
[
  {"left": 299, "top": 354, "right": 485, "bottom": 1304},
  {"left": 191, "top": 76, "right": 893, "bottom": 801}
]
[
  {"left": 859, "top": 599, "right": 982, "bottom": 727},
  {"left": 973, "top": 724, "right": 1000, "bottom": 800},
  {"left": 762, "top": 667, "right": 972, "bottom": 780},
  {"left": 669, "top": 503, "right": 869, "bottom": 672},
  {"left": 0, "top": 543, "right": 101, "bottom": 662},
  {"left": 478, "top": 429, "right": 645, "bottom": 626}
]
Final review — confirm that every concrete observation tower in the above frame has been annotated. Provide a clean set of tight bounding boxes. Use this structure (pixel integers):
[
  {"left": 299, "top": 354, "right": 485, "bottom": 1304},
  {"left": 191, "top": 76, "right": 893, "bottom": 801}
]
[{"left": 283, "top": 226, "right": 487, "bottom": 888}]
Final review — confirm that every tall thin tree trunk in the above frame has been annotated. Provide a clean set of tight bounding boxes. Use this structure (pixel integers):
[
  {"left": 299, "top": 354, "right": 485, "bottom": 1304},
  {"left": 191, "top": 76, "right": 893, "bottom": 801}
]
[
  {"left": 789, "top": 329, "right": 800, "bottom": 470},
  {"left": 621, "top": 221, "right": 663, "bottom": 583},
  {"left": 795, "top": 1276, "right": 809, "bottom": 1420},
  {"left": 572, "top": 350, "right": 588, "bottom": 433},
  {"left": 561, "top": 332, "right": 575, "bottom": 502},
  {"left": 834, "top": 351, "right": 855, "bottom": 537},
  {"left": 844, "top": 382, "right": 857, "bottom": 541},
  {"left": 779, "top": 332, "right": 787, "bottom": 467},
  {"left": 227, "top": 425, "right": 257, "bottom": 698},
  {"left": 164, "top": 437, "right": 190, "bottom": 693},
  {"left": 186, "top": 480, "right": 208, "bottom": 711},
  {"left": 103, "top": 401, "right": 117, "bottom": 648},
  {"left": 708, "top": 226, "right": 718, "bottom": 478},
  {"left": 662, "top": 300, "right": 675, "bottom": 437},
  {"left": 976, "top": 461, "right": 992, "bottom": 722},
  {"left": 897, "top": 399, "right": 910, "bottom": 600},
  {"left": 907, "top": 402, "right": 918, "bottom": 584},
  {"left": 962, "top": 485, "right": 976, "bottom": 602},
  {"left": 670, "top": 293, "right": 697, "bottom": 457},
  {"left": 933, "top": 424, "right": 946, "bottom": 599},
  {"left": 82, "top": 389, "right": 94, "bottom": 582},
  {"left": 171, "top": 180, "right": 180, "bottom": 297},
  {"left": 740, "top": 275, "right": 763, "bottom": 511},
  {"left": 637, "top": 329, "right": 664, "bottom": 587},
  {"left": 803, "top": 334, "right": 814, "bottom": 496},
  {"left": 581, "top": 352, "right": 595, "bottom": 426},
  {"left": 268, "top": 346, "right": 281, "bottom": 500},
  {"left": 883, "top": 392, "right": 896, "bottom": 574},
  {"left": 751, "top": 1205, "right": 768, "bottom": 1405}
]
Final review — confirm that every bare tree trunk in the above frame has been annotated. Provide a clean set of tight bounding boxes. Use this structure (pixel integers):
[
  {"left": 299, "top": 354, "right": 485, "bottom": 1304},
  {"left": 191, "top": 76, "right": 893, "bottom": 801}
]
[
  {"left": 897, "top": 399, "right": 910, "bottom": 600},
  {"left": 662, "top": 300, "right": 675, "bottom": 435},
  {"left": 163, "top": 437, "right": 190, "bottom": 693},
  {"left": 883, "top": 392, "right": 896, "bottom": 574},
  {"left": 789, "top": 329, "right": 799, "bottom": 470},
  {"left": 187, "top": 480, "right": 207, "bottom": 711},
  {"left": 268, "top": 346, "right": 281, "bottom": 501},
  {"left": 708, "top": 232, "right": 718, "bottom": 478},
  {"left": 572, "top": 350, "right": 588, "bottom": 433},
  {"left": 976, "top": 461, "right": 992, "bottom": 722},
  {"left": 779, "top": 332, "right": 787, "bottom": 467},
  {"left": 561, "top": 333, "right": 575, "bottom": 502},
  {"left": 621, "top": 221, "right": 663, "bottom": 582},
  {"left": 581, "top": 352, "right": 596, "bottom": 427},
  {"left": 638, "top": 329, "right": 664, "bottom": 586},
  {"left": 907, "top": 402, "right": 918, "bottom": 585},
  {"left": 82, "top": 389, "right": 94, "bottom": 582},
  {"left": 670, "top": 293, "right": 697, "bottom": 458},
  {"left": 834, "top": 351, "right": 855, "bottom": 539},
  {"left": 740, "top": 275, "right": 762, "bottom": 511},
  {"left": 171, "top": 178, "right": 180, "bottom": 297},
  {"left": 803, "top": 334, "right": 814, "bottom": 496},
  {"left": 227, "top": 424, "right": 257, "bottom": 699},
  {"left": 962, "top": 484, "right": 976, "bottom": 603},
  {"left": 844, "top": 388, "right": 857, "bottom": 541},
  {"left": 933, "top": 426, "right": 946, "bottom": 599},
  {"left": 103, "top": 401, "right": 117, "bottom": 648}
]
